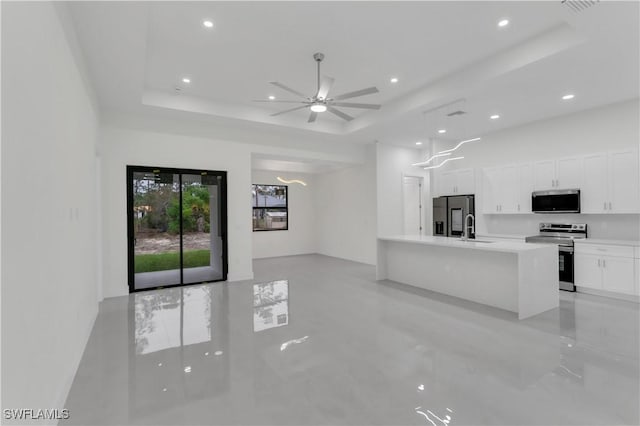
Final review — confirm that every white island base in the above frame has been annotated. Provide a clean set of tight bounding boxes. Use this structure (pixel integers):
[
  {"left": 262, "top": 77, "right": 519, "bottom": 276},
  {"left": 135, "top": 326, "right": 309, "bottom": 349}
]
[{"left": 377, "top": 236, "right": 559, "bottom": 320}]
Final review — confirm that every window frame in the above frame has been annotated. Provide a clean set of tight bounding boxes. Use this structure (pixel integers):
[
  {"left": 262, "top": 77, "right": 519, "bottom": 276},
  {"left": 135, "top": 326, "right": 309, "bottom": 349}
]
[{"left": 252, "top": 184, "right": 289, "bottom": 232}]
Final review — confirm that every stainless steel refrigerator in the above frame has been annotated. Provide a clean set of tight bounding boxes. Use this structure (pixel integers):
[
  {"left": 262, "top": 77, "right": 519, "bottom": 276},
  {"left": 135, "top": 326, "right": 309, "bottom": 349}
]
[{"left": 433, "top": 195, "right": 475, "bottom": 238}]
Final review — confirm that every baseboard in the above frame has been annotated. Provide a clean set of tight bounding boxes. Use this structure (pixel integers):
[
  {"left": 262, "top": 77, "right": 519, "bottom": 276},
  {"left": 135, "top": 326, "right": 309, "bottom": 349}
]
[
  {"left": 576, "top": 286, "right": 639, "bottom": 303},
  {"left": 227, "top": 271, "right": 254, "bottom": 282},
  {"left": 252, "top": 251, "right": 316, "bottom": 260},
  {"left": 51, "top": 306, "right": 98, "bottom": 425}
]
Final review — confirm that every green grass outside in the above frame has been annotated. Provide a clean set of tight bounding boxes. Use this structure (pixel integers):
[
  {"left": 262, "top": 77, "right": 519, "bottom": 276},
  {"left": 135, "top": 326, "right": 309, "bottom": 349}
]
[{"left": 135, "top": 250, "right": 210, "bottom": 273}]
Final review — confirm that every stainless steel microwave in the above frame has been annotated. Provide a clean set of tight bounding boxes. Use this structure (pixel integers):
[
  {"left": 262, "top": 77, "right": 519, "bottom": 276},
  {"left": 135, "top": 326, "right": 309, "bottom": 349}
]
[{"left": 532, "top": 189, "right": 580, "bottom": 213}]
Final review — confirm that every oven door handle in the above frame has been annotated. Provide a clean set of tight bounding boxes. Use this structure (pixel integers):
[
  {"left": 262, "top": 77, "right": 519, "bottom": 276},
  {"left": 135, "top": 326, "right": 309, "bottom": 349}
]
[{"left": 558, "top": 246, "right": 574, "bottom": 254}]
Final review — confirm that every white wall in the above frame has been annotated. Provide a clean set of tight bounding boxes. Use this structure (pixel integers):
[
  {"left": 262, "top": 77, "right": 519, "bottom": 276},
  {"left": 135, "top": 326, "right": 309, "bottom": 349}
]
[
  {"left": 100, "top": 126, "right": 255, "bottom": 298},
  {"left": 2, "top": 2, "right": 99, "bottom": 417},
  {"left": 376, "top": 143, "right": 430, "bottom": 237},
  {"left": 252, "top": 170, "right": 316, "bottom": 258},
  {"left": 431, "top": 100, "right": 640, "bottom": 240},
  {"left": 315, "top": 145, "right": 377, "bottom": 265}
]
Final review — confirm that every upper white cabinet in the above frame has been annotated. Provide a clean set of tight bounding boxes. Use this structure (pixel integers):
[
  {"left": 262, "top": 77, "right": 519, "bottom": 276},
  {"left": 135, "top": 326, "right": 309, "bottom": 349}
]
[
  {"left": 437, "top": 168, "right": 475, "bottom": 196},
  {"left": 582, "top": 149, "right": 640, "bottom": 214},
  {"left": 482, "top": 163, "right": 532, "bottom": 214},
  {"left": 533, "top": 156, "right": 583, "bottom": 190},
  {"left": 608, "top": 149, "right": 640, "bottom": 213},
  {"left": 517, "top": 163, "right": 534, "bottom": 214},
  {"left": 582, "top": 153, "right": 608, "bottom": 213}
]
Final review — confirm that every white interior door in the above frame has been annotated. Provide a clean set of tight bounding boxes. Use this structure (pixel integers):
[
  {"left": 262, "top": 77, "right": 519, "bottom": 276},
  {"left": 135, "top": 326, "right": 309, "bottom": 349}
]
[{"left": 403, "top": 176, "right": 423, "bottom": 235}]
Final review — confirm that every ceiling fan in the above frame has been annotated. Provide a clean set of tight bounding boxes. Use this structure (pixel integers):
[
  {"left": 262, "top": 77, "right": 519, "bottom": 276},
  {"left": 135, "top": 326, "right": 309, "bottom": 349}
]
[{"left": 254, "top": 52, "right": 381, "bottom": 123}]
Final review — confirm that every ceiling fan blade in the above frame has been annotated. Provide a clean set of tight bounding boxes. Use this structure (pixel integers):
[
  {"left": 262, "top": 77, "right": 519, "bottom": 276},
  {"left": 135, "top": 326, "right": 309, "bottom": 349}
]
[
  {"left": 327, "top": 106, "right": 354, "bottom": 121},
  {"left": 331, "top": 102, "right": 381, "bottom": 110},
  {"left": 308, "top": 111, "right": 318, "bottom": 123},
  {"left": 270, "top": 105, "right": 309, "bottom": 117},
  {"left": 270, "top": 81, "right": 308, "bottom": 99},
  {"left": 253, "top": 99, "right": 307, "bottom": 103},
  {"left": 332, "top": 86, "right": 379, "bottom": 101},
  {"left": 316, "top": 76, "right": 334, "bottom": 100}
]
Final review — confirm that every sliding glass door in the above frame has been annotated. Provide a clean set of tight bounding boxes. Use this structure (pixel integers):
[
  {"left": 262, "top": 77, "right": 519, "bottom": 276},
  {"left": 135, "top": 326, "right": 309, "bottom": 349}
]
[{"left": 127, "top": 166, "right": 227, "bottom": 292}]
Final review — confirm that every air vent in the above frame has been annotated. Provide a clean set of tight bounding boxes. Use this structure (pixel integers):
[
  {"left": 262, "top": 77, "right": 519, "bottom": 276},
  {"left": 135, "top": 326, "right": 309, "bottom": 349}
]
[
  {"left": 446, "top": 110, "right": 466, "bottom": 117},
  {"left": 562, "top": 0, "right": 599, "bottom": 13}
]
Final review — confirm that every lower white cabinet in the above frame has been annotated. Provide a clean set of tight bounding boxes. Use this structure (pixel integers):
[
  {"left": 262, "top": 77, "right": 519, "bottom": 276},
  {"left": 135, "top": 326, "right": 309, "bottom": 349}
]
[
  {"left": 575, "top": 243, "right": 638, "bottom": 296},
  {"left": 575, "top": 253, "right": 603, "bottom": 290}
]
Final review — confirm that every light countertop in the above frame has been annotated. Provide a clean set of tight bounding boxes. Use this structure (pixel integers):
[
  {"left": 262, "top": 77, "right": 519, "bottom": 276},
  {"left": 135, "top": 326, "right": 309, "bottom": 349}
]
[
  {"left": 378, "top": 235, "right": 552, "bottom": 254},
  {"left": 575, "top": 238, "right": 640, "bottom": 247},
  {"left": 475, "top": 233, "right": 527, "bottom": 240}
]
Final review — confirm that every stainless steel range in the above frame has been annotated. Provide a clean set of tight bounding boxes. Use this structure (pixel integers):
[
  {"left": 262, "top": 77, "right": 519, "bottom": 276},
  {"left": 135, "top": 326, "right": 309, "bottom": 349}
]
[{"left": 525, "top": 223, "right": 587, "bottom": 292}]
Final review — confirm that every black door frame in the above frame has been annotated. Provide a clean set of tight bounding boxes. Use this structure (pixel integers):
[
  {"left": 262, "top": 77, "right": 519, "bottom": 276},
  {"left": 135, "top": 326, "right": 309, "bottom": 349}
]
[{"left": 126, "top": 165, "right": 228, "bottom": 293}]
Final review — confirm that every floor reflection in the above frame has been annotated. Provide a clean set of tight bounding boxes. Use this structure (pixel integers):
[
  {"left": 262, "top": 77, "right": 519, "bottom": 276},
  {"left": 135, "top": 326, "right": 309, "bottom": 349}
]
[
  {"left": 253, "top": 280, "right": 289, "bottom": 332},
  {"left": 62, "top": 255, "right": 639, "bottom": 425},
  {"left": 129, "top": 284, "right": 230, "bottom": 419}
]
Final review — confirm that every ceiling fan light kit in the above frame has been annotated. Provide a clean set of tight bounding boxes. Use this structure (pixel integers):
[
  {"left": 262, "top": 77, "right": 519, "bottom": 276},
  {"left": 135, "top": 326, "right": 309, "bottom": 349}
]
[{"left": 255, "top": 52, "right": 381, "bottom": 123}]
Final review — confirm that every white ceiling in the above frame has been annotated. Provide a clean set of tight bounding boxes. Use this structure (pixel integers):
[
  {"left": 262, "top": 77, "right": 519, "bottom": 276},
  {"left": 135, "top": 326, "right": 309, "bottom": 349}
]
[{"left": 69, "top": 1, "right": 639, "bottom": 148}]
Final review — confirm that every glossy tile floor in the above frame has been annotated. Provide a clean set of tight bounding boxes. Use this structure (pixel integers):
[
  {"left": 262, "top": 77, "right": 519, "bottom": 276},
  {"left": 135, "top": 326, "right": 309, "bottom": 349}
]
[{"left": 64, "top": 255, "right": 640, "bottom": 425}]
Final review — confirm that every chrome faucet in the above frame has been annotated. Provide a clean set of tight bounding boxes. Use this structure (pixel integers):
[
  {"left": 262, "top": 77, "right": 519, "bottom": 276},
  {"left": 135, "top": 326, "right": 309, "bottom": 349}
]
[{"left": 461, "top": 214, "right": 475, "bottom": 240}]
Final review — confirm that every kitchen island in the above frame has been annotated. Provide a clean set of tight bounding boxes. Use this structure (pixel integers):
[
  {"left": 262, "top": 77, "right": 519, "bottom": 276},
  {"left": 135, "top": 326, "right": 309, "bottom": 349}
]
[{"left": 377, "top": 235, "right": 559, "bottom": 319}]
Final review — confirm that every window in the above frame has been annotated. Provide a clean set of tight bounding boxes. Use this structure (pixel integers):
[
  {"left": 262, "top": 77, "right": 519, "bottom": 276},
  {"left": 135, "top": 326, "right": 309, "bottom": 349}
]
[{"left": 252, "top": 184, "right": 288, "bottom": 231}]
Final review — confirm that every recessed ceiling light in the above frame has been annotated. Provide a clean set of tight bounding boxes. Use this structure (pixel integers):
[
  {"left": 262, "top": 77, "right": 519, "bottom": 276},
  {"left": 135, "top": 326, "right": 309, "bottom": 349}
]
[
  {"left": 268, "top": 95, "right": 275, "bottom": 100},
  {"left": 390, "top": 77, "right": 399, "bottom": 83},
  {"left": 203, "top": 20, "right": 214, "bottom": 28},
  {"left": 182, "top": 78, "right": 191, "bottom": 84},
  {"left": 490, "top": 114, "right": 500, "bottom": 120},
  {"left": 562, "top": 94, "right": 575, "bottom": 100},
  {"left": 498, "top": 19, "right": 510, "bottom": 28},
  {"left": 438, "top": 129, "right": 447, "bottom": 134},
  {"left": 416, "top": 141, "right": 423, "bottom": 146}
]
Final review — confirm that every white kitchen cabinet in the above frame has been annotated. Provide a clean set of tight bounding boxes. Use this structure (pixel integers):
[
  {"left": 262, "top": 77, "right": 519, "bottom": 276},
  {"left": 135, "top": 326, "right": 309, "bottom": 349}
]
[
  {"left": 581, "top": 149, "right": 640, "bottom": 214},
  {"left": 582, "top": 153, "right": 608, "bottom": 213},
  {"left": 556, "top": 157, "right": 583, "bottom": 189},
  {"left": 456, "top": 168, "right": 475, "bottom": 194},
  {"left": 437, "top": 168, "right": 475, "bottom": 196},
  {"left": 608, "top": 149, "right": 640, "bottom": 213},
  {"left": 533, "top": 160, "right": 555, "bottom": 190},
  {"left": 482, "top": 164, "right": 528, "bottom": 214},
  {"left": 533, "top": 156, "right": 583, "bottom": 190},
  {"left": 482, "top": 167, "right": 500, "bottom": 213},
  {"left": 602, "top": 257, "right": 636, "bottom": 295},
  {"left": 516, "top": 163, "right": 534, "bottom": 213},
  {"left": 575, "top": 243, "right": 639, "bottom": 296},
  {"left": 575, "top": 253, "right": 603, "bottom": 290}
]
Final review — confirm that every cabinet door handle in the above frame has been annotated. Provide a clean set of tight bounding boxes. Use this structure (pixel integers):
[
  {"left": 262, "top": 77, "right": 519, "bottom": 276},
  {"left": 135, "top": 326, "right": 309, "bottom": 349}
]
[
  {"left": 517, "top": 204, "right": 520, "bottom": 212},
  {"left": 609, "top": 202, "right": 612, "bottom": 210},
  {"left": 598, "top": 259, "right": 601, "bottom": 267},
  {"left": 602, "top": 259, "right": 606, "bottom": 268},
  {"left": 604, "top": 202, "right": 607, "bottom": 210}
]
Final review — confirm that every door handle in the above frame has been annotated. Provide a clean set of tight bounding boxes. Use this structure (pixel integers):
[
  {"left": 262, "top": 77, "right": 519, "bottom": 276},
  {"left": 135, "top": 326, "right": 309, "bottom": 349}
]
[
  {"left": 609, "top": 202, "right": 612, "bottom": 210},
  {"left": 598, "top": 259, "right": 601, "bottom": 267},
  {"left": 602, "top": 259, "right": 606, "bottom": 268},
  {"left": 604, "top": 202, "right": 607, "bottom": 210}
]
